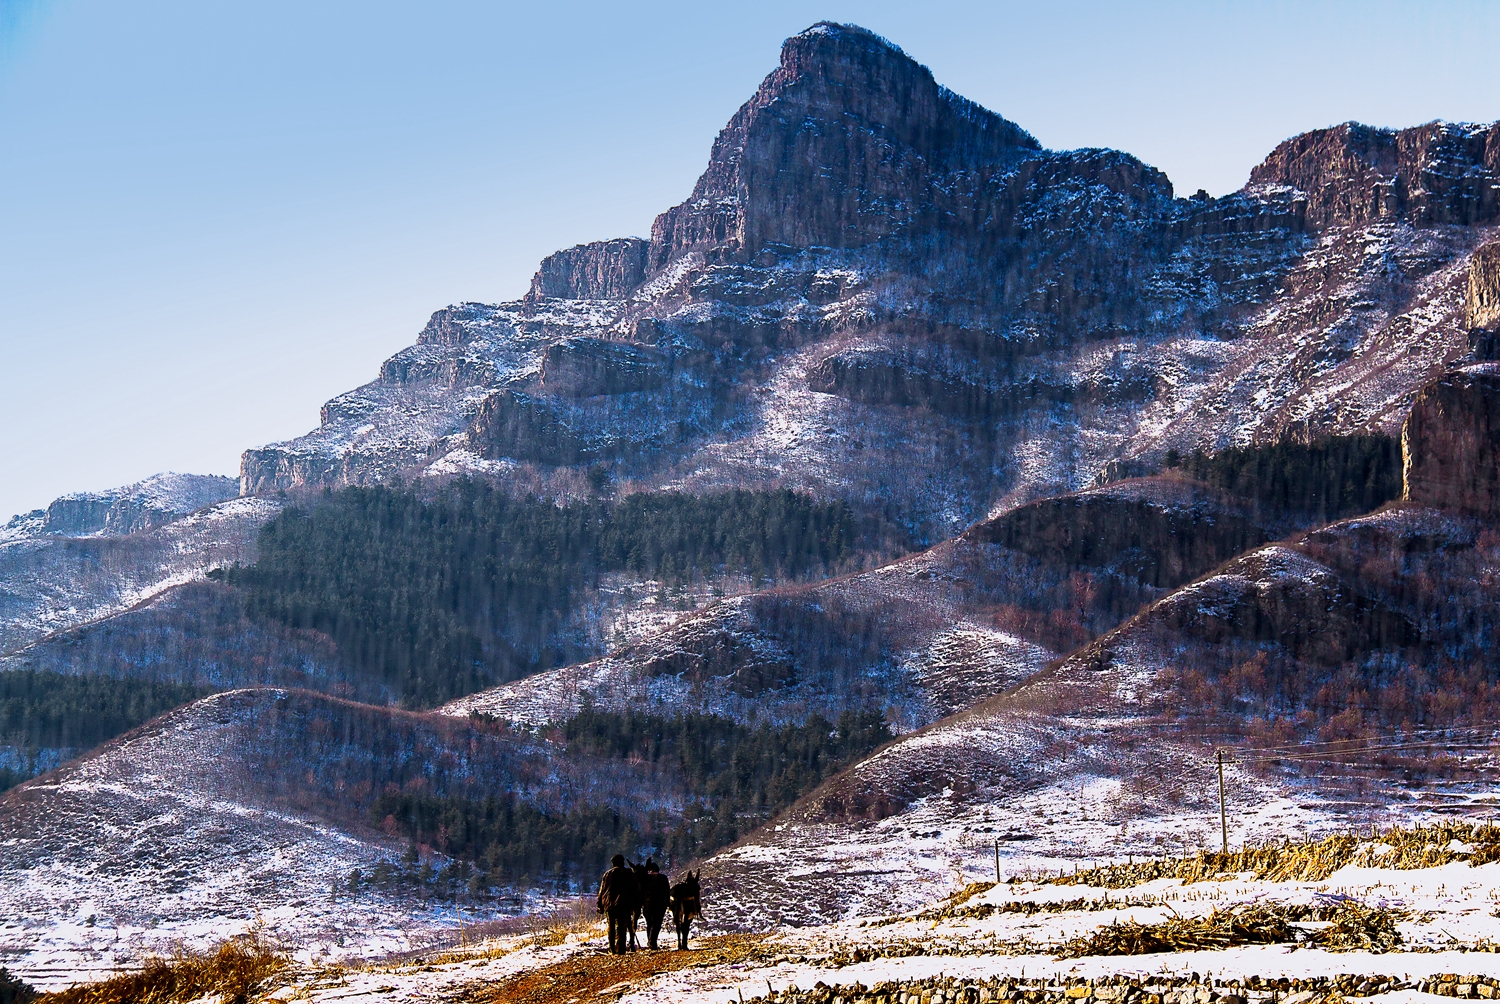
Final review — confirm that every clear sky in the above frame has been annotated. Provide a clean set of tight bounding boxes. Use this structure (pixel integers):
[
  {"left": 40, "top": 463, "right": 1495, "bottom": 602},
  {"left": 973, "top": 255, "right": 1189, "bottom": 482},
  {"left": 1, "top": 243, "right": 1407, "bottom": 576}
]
[{"left": 3, "top": 0, "right": 1499, "bottom": 519}]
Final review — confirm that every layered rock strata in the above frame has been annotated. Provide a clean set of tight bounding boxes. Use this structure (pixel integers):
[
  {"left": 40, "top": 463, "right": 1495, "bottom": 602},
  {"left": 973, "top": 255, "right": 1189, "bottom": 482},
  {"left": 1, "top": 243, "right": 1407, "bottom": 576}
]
[
  {"left": 1249, "top": 120, "right": 1500, "bottom": 228},
  {"left": 527, "top": 238, "right": 649, "bottom": 300}
]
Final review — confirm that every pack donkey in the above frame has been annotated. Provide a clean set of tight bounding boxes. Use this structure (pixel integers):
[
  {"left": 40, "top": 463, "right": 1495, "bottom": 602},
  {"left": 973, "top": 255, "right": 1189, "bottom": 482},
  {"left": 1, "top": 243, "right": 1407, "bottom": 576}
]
[{"left": 668, "top": 870, "right": 702, "bottom": 950}]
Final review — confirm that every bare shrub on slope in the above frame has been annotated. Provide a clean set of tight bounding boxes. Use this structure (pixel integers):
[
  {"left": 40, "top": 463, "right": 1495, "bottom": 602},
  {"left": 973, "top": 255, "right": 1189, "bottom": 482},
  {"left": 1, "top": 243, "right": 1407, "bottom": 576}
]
[{"left": 41, "top": 937, "right": 284, "bottom": 1004}]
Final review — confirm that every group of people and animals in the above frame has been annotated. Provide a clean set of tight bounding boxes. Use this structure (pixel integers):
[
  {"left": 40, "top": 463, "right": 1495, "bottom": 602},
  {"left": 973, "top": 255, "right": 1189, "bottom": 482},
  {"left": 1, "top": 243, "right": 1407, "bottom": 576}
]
[{"left": 596, "top": 855, "right": 702, "bottom": 954}]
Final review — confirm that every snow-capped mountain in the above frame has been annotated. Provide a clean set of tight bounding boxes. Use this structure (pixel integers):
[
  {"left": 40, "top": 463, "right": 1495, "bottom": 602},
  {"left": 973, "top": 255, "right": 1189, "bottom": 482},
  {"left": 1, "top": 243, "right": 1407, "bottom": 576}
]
[{"left": 0, "top": 475, "right": 271, "bottom": 657}]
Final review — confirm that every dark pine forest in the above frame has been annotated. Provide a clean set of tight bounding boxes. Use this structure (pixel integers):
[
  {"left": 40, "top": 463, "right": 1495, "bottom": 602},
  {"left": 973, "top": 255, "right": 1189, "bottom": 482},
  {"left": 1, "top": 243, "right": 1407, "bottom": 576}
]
[
  {"left": 368, "top": 707, "right": 893, "bottom": 887},
  {"left": 1175, "top": 435, "right": 1401, "bottom": 523},
  {"left": 232, "top": 483, "right": 871, "bottom": 706}
]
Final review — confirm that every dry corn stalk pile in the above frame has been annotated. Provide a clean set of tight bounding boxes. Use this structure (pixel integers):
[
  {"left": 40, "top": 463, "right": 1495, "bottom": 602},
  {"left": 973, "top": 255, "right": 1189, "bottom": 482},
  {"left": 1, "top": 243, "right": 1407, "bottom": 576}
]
[
  {"left": 1058, "top": 903, "right": 1402, "bottom": 958},
  {"left": 1049, "top": 822, "right": 1500, "bottom": 889},
  {"left": 918, "top": 896, "right": 1153, "bottom": 922}
]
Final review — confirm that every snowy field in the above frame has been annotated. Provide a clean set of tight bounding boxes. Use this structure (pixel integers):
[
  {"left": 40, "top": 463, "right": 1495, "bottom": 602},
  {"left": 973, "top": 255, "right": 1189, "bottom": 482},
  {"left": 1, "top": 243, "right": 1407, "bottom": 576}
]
[{"left": 35, "top": 829, "right": 1500, "bottom": 1003}]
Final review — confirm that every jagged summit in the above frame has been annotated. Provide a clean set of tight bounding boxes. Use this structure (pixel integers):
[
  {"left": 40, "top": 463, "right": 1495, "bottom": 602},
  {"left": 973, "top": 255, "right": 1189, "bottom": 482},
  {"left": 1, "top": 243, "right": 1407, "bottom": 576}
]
[
  {"left": 237, "top": 22, "right": 1497, "bottom": 540},
  {"left": 651, "top": 21, "right": 1040, "bottom": 261}
]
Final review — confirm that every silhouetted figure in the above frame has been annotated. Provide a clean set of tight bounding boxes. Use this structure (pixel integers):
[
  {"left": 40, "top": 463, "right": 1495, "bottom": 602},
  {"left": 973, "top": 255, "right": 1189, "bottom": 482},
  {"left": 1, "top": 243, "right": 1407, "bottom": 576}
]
[
  {"left": 596, "top": 854, "right": 638, "bottom": 954},
  {"left": 669, "top": 870, "right": 702, "bottom": 950},
  {"left": 626, "top": 860, "right": 650, "bottom": 950},
  {"left": 641, "top": 859, "right": 671, "bottom": 949}
]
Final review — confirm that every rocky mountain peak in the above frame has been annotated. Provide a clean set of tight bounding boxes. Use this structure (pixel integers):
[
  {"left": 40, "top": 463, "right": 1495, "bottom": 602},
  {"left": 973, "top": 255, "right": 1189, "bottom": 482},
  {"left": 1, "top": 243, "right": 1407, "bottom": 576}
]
[
  {"left": 1247, "top": 119, "right": 1500, "bottom": 228},
  {"left": 648, "top": 22, "right": 1039, "bottom": 266}
]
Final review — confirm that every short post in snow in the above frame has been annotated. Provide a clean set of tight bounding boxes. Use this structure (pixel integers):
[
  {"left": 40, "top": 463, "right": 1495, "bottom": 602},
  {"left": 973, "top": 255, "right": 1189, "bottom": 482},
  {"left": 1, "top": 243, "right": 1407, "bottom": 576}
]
[
  {"left": 994, "top": 838, "right": 1001, "bottom": 885},
  {"left": 1216, "top": 749, "right": 1229, "bottom": 856}
]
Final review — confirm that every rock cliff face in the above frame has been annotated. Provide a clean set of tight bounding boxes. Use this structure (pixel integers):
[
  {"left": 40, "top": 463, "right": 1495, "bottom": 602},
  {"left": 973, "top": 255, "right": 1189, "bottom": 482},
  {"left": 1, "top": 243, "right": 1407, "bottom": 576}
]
[
  {"left": 1469, "top": 241, "right": 1500, "bottom": 331},
  {"left": 38, "top": 473, "right": 238, "bottom": 536},
  {"left": 527, "top": 238, "right": 649, "bottom": 300},
  {"left": 1249, "top": 120, "right": 1500, "bottom": 228},
  {"left": 540, "top": 337, "right": 668, "bottom": 396},
  {"left": 241, "top": 21, "right": 1500, "bottom": 538},
  {"left": 1402, "top": 363, "right": 1500, "bottom": 514},
  {"left": 648, "top": 22, "right": 1040, "bottom": 264}
]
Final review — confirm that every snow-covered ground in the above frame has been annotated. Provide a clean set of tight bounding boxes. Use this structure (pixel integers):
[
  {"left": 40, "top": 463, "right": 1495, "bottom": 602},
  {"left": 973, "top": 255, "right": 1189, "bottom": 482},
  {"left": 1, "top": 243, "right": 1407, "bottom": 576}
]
[
  {"left": 46, "top": 837, "right": 1500, "bottom": 1002},
  {"left": 0, "top": 494, "right": 280, "bottom": 656}
]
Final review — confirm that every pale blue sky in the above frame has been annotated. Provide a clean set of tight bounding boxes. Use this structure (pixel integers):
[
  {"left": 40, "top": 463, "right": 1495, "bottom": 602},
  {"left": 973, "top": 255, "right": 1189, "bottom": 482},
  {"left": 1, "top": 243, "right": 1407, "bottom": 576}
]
[{"left": 3, "top": 1, "right": 1498, "bottom": 519}]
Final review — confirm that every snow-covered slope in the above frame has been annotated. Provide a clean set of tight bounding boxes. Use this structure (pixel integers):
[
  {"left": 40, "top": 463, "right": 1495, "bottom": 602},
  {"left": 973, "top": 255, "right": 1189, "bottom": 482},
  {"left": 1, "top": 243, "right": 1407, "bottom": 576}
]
[
  {"left": 0, "top": 495, "right": 279, "bottom": 656},
  {"left": 697, "top": 501, "right": 1499, "bottom": 928},
  {"left": 0, "top": 686, "right": 673, "bottom": 980}
]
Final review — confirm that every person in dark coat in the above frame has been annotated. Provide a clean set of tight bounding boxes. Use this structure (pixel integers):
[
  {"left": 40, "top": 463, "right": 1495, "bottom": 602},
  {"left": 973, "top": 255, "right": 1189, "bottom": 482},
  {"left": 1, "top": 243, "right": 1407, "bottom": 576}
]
[
  {"left": 597, "top": 854, "right": 638, "bottom": 954},
  {"left": 640, "top": 858, "right": 672, "bottom": 950}
]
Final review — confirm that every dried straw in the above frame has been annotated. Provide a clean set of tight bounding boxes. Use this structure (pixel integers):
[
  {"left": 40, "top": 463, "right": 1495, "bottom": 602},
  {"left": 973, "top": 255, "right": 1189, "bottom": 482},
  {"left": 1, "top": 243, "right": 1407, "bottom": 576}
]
[
  {"left": 1050, "top": 821, "right": 1500, "bottom": 889},
  {"left": 40, "top": 937, "right": 285, "bottom": 1004},
  {"left": 1058, "top": 902, "right": 1402, "bottom": 958}
]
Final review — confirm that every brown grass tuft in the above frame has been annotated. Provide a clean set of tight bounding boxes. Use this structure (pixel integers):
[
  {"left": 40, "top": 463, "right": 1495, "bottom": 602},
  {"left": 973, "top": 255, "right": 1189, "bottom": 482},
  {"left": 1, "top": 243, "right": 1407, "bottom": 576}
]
[{"left": 40, "top": 937, "right": 286, "bottom": 1004}]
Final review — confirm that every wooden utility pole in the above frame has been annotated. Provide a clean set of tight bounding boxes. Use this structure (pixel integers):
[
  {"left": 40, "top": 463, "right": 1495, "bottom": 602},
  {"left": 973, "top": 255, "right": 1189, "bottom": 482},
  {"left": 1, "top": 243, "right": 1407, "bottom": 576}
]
[
  {"left": 994, "top": 838, "right": 1001, "bottom": 884},
  {"left": 1216, "top": 750, "right": 1229, "bottom": 855}
]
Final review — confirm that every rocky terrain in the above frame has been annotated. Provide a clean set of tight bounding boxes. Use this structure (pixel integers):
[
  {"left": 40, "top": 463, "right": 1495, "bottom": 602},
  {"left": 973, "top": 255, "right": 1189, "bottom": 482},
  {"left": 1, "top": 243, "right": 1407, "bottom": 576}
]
[
  {"left": 238, "top": 23, "right": 1498, "bottom": 539},
  {"left": 0, "top": 481, "right": 275, "bottom": 657},
  {"left": 12, "top": 472, "right": 239, "bottom": 538},
  {"left": 7, "top": 19, "right": 1500, "bottom": 1000}
]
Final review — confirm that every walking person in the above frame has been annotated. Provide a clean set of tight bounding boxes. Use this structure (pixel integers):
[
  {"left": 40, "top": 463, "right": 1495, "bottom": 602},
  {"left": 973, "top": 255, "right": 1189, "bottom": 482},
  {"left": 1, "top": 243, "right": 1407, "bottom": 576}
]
[
  {"left": 596, "top": 854, "right": 638, "bottom": 955},
  {"left": 640, "top": 859, "right": 671, "bottom": 950}
]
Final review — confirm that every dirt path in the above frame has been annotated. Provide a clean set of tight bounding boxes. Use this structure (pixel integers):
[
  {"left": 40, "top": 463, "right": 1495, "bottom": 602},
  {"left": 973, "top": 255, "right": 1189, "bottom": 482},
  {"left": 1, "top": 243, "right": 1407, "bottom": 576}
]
[{"left": 463, "top": 933, "right": 770, "bottom": 1003}]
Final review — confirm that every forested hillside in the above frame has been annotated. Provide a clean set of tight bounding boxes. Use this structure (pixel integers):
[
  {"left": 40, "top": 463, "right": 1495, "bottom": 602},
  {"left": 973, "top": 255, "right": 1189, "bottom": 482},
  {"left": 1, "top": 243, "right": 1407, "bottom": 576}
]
[
  {"left": 0, "top": 672, "right": 207, "bottom": 791},
  {"left": 370, "top": 706, "right": 892, "bottom": 886},
  {"left": 1174, "top": 435, "right": 1401, "bottom": 522},
  {"left": 0, "top": 440, "right": 1404, "bottom": 796},
  {"left": 232, "top": 483, "right": 883, "bottom": 706}
]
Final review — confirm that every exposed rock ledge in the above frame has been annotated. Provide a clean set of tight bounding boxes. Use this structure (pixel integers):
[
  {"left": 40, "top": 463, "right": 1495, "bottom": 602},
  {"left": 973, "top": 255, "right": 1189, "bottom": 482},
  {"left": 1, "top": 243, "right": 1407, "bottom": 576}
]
[{"left": 1402, "top": 363, "right": 1500, "bottom": 515}]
